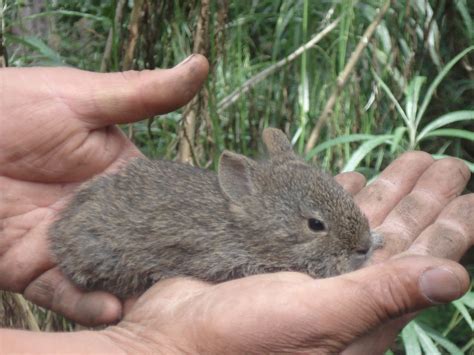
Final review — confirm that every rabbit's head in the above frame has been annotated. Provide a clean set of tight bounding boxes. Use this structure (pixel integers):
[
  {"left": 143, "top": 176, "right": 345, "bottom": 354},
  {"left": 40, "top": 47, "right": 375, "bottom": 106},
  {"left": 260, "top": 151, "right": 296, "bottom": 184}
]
[{"left": 218, "top": 128, "right": 380, "bottom": 277}]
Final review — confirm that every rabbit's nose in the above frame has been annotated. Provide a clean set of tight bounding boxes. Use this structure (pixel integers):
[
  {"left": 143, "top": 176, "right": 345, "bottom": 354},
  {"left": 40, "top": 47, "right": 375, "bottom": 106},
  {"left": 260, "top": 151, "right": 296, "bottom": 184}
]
[
  {"left": 355, "top": 234, "right": 373, "bottom": 255},
  {"left": 370, "top": 231, "right": 384, "bottom": 250}
]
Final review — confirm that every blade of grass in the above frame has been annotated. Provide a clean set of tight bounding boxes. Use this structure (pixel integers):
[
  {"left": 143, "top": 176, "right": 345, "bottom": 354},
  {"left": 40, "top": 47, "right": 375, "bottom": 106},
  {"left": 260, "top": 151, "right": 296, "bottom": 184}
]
[
  {"left": 413, "top": 322, "right": 441, "bottom": 355},
  {"left": 6, "top": 34, "right": 65, "bottom": 65},
  {"left": 342, "top": 134, "right": 393, "bottom": 172},
  {"left": 417, "top": 323, "right": 463, "bottom": 355},
  {"left": 305, "top": 134, "right": 374, "bottom": 160},
  {"left": 415, "top": 45, "right": 474, "bottom": 127},
  {"left": 416, "top": 110, "right": 474, "bottom": 143},
  {"left": 390, "top": 126, "right": 407, "bottom": 154},
  {"left": 452, "top": 299, "right": 474, "bottom": 330},
  {"left": 405, "top": 76, "right": 426, "bottom": 127},
  {"left": 423, "top": 128, "right": 474, "bottom": 141},
  {"left": 401, "top": 321, "right": 422, "bottom": 355},
  {"left": 372, "top": 69, "right": 416, "bottom": 150}
]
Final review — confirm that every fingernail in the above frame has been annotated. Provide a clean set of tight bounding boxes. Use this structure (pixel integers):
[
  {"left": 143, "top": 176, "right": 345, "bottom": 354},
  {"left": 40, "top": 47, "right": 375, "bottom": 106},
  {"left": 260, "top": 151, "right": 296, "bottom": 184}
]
[
  {"left": 175, "top": 54, "right": 195, "bottom": 68},
  {"left": 419, "top": 267, "right": 463, "bottom": 303}
]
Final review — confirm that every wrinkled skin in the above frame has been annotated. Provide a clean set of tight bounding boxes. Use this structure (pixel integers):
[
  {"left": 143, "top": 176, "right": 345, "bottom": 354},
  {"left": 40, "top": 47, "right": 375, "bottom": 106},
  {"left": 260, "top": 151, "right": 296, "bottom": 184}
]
[{"left": 1, "top": 57, "right": 473, "bottom": 354}]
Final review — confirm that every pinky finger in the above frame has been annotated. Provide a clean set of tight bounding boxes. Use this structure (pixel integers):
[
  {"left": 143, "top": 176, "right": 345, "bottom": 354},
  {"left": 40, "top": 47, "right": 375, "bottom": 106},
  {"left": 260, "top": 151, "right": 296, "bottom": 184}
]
[{"left": 335, "top": 172, "right": 367, "bottom": 196}]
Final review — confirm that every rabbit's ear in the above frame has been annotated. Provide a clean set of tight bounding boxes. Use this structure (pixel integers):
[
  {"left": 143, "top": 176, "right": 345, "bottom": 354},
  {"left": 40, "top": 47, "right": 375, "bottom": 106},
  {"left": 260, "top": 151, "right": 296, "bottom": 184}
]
[
  {"left": 218, "top": 150, "right": 255, "bottom": 201},
  {"left": 262, "top": 128, "right": 296, "bottom": 158}
]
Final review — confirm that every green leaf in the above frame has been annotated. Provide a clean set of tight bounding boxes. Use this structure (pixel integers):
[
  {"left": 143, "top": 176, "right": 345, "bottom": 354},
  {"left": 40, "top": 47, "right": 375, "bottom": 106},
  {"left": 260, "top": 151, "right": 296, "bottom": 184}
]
[
  {"left": 22, "top": 10, "right": 110, "bottom": 23},
  {"left": 305, "top": 134, "right": 374, "bottom": 160},
  {"left": 458, "top": 291, "right": 474, "bottom": 308},
  {"left": 415, "top": 46, "right": 474, "bottom": 126},
  {"left": 452, "top": 299, "right": 474, "bottom": 330},
  {"left": 417, "top": 323, "right": 463, "bottom": 355},
  {"left": 402, "top": 321, "right": 422, "bottom": 355},
  {"left": 405, "top": 76, "right": 426, "bottom": 126},
  {"left": 454, "top": 0, "right": 473, "bottom": 40},
  {"left": 6, "top": 35, "right": 65, "bottom": 65},
  {"left": 390, "top": 126, "right": 407, "bottom": 154},
  {"left": 423, "top": 128, "right": 474, "bottom": 141},
  {"left": 372, "top": 69, "right": 410, "bottom": 127},
  {"left": 416, "top": 110, "right": 474, "bottom": 143},
  {"left": 413, "top": 322, "right": 441, "bottom": 355},
  {"left": 342, "top": 135, "right": 392, "bottom": 172}
]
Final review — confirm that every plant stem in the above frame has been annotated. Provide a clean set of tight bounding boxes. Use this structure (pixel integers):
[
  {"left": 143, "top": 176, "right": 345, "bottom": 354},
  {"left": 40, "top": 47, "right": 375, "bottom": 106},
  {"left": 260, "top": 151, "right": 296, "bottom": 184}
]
[
  {"left": 217, "top": 17, "right": 340, "bottom": 113},
  {"left": 305, "top": 0, "right": 392, "bottom": 154}
]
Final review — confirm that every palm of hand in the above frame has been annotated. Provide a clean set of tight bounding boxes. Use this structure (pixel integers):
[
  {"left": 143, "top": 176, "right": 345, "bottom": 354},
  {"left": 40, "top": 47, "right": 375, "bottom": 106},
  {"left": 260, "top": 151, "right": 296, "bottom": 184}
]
[
  {"left": 0, "top": 59, "right": 208, "bottom": 324},
  {"left": 0, "top": 123, "right": 141, "bottom": 285}
]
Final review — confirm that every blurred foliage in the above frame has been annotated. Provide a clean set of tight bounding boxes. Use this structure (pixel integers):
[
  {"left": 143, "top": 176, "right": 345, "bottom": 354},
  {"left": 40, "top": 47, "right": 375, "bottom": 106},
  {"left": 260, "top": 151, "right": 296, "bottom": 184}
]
[{"left": 1, "top": 0, "right": 473, "bottom": 353}]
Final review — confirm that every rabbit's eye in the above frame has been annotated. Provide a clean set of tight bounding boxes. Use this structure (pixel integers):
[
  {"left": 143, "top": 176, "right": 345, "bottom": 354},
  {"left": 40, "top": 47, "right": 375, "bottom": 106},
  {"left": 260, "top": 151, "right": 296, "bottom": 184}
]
[{"left": 308, "top": 218, "right": 325, "bottom": 232}]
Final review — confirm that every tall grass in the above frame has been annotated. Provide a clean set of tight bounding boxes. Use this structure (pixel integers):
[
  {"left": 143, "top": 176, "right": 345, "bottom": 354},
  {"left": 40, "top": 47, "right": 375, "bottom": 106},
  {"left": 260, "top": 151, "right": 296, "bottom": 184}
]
[{"left": 1, "top": 0, "right": 473, "bottom": 353}]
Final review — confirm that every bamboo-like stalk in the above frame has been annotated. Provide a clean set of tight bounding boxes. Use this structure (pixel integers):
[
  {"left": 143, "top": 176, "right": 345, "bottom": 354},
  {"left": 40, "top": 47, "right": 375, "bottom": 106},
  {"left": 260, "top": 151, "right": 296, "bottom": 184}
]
[
  {"left": 217, "top": 17, "right": 341, "bottom": 113},
  {"left": 304, "top": 0, "right": 392, "bottom": 154},
  {"left": 177, "top": 0, "right": 210, "bottom": 165},
  {"left": 123, "top": 0, "right": 143, "bottom": 71},
  {"left": 0, "top": 0, "right": 7, "bottom": 68},
  {"left": 100, "top": 0, "right": 126, "bottom": 72},
  {"left": 123, "top": 0, "right": 144, "bottom": 139}
]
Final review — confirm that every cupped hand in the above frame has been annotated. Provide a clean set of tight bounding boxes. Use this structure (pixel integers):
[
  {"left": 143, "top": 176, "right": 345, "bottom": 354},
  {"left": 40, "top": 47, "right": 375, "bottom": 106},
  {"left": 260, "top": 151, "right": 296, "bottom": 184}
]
[
  {"left": 0, "top": 54, "right": 209, "bottom": 325},
  {"left": 100, "top": 152, "right": 473, "bottom": 354}
]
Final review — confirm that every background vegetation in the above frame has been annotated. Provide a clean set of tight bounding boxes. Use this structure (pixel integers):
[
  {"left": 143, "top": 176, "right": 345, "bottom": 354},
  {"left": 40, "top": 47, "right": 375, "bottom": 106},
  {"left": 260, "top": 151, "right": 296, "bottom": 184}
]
[{"left": 0, "top": 0, "right": 473, "bottom": 353}]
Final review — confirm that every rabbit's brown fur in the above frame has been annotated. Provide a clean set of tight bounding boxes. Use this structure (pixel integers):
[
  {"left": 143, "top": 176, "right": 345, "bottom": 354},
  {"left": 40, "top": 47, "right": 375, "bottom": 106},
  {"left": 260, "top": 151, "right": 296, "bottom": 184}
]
[{"left": 49, "top": 128, "right": 379, "bottom": 298}]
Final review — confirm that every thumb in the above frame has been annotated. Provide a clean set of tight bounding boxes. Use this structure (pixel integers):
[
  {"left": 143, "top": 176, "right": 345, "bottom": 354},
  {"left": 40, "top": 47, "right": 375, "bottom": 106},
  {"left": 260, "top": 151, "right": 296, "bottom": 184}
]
[
  {"left": 311, "top": 256, "right": 469, "bottom": 350},
  {"left": 61, "top": 54, "right": 208, "bottom": 127},
  {"left": 89, "top": 54, "right": 209, "bottom": 126}
]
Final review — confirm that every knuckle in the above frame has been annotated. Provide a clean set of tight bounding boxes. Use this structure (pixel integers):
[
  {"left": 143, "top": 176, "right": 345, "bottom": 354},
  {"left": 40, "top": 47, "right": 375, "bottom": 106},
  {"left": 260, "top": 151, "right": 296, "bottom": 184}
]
[{"left": 362, "top": 272, "right": 414, "bottom": 321}]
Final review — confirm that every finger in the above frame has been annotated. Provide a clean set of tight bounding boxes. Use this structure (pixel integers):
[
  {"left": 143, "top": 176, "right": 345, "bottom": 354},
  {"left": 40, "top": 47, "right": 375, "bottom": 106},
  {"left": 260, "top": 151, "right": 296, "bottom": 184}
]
[
  {"left": 335, "top": 172, "right": 366, "bottom": 196},
  {"left": 76, "top": 54, "right": 209, "bottom": 127},
  {"left": 23, "top": 268, "right": 122, "bottom": 326},
  {"left": 192, "top": 257, "right": 468, "bottom": 354},
  {"left": 406, "top": 194, "right": 474, "bottom": 260},
  {"left": 0, "top": 219, "right": 55, "bottom": 292},
  {"left": 311, "top": 256, "right": 468, "bottom": 351},
  {"left": 355, "top": 151, "right": 434, "bottom": 228},
  {"left": 372, "top": 158, "right": 470, "bottom": 261}
]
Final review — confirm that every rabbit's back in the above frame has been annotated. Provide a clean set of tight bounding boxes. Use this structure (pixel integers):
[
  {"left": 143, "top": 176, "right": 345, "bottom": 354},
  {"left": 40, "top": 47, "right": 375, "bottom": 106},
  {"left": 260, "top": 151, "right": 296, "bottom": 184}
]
[{"left": 50, "top": 158, "right": 231, "bottom": 297}]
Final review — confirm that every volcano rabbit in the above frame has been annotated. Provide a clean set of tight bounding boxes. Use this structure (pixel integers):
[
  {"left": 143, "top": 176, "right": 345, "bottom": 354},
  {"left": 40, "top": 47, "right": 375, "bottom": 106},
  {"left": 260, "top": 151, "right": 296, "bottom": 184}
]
[{"left": 49, "top": 128, "right": 381, "bottom": 298}]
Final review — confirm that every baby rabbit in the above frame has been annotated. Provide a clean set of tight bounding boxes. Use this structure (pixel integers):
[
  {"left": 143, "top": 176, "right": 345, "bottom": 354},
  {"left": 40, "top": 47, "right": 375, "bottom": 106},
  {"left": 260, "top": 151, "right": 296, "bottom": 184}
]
[{"left": 49, "top": 128, "right": 380, "bottom": 298}]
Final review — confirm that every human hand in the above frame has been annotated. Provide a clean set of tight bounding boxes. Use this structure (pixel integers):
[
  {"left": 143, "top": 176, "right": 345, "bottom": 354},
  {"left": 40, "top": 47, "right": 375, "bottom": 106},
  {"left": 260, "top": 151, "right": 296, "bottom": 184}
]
[
  {"left": 98, "top": 152, "right": 473, "bottom": 354},
  {"left": 0, "top": 54, "right": 209, "bottom": 325}
]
